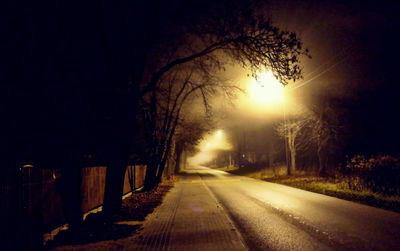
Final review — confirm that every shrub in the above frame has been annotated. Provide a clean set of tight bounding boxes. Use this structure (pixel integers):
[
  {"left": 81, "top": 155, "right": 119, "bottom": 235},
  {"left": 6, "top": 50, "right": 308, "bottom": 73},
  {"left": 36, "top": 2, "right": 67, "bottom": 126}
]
[{"left": 344, "top": 155, "right": 400, "bottom": 195}]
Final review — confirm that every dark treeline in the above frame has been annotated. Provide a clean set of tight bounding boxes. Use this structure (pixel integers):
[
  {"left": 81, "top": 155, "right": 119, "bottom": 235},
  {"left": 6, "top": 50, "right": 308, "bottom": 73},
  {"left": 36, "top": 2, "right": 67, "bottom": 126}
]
[
  {"left": 4, "top": 0, "right": 309, "bottom": 229},
  {"left": 214, "top": 84, "right": 400, "bottom": 178}
]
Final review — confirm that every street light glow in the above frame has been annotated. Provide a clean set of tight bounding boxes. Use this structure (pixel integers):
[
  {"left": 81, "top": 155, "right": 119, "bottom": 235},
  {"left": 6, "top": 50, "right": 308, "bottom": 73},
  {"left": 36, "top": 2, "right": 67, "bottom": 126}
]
[
  {"left": 249, "top": 71, "right": 284, "bottom": 105},
  {"left": 188, "top": 129, "right": 231, "bottom": 166}
]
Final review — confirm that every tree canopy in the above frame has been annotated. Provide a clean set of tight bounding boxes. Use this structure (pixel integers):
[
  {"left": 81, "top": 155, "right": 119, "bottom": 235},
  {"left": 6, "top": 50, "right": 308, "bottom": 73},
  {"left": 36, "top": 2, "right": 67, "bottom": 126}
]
[
  {"left": 5, "top": 0, "right": 311, "bottom": 219},
  {"left": 135, "top": 0, "right": 310, "bottom": 190}
]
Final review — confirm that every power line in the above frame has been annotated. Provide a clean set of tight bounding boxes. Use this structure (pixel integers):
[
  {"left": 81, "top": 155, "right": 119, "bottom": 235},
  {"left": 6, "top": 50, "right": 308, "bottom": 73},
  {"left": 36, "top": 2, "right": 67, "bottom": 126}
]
[
  {"left": 303, "top": 45, "right": 353, "bottom": 79},
  {"left": 289, "top": 46, "right": 354, "bottom": 91}
]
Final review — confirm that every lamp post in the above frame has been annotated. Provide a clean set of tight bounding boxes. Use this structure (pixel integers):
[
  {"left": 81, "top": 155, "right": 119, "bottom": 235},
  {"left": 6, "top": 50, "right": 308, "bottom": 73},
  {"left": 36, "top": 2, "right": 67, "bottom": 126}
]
[
  {"left": 283, "top": 85, "right": 290, "bottom": 175},
  {"left": 250, "top": 71, "right": 289, "bottom": 172}
]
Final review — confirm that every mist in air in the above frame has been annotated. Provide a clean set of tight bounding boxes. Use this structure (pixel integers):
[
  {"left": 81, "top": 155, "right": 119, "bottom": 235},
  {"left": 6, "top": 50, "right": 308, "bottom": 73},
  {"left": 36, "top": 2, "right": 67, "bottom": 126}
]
[
  {"left": 188, "top": 130, "right": 231, "bottom": 166},
  {"left": 187, "top": 67, "right": 291, "bottom": 167}
]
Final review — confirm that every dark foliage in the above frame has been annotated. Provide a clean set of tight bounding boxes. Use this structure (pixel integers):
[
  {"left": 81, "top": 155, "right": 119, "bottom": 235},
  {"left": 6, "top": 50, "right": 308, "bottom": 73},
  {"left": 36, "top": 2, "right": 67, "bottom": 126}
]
[
  {"left": 344, "top": 155, "right": 400, "bottom": 195},
  {"left": 115, "top": 183, "right": 174, "bottom": 221},
  {"left": 5, "top": 0, "right": 309, "bottom": 219}
]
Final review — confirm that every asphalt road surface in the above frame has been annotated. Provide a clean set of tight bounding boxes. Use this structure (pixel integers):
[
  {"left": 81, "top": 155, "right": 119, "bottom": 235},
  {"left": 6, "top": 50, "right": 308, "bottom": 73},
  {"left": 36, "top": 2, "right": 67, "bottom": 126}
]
[{"left": 189, "top": 166, "right": 400, "bottom": 250}]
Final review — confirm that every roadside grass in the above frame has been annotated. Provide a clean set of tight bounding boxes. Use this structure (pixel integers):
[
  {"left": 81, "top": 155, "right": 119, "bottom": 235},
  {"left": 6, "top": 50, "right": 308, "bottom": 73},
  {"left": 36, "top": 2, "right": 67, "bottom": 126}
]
[
  {"left": 212, "top": 166, "right": 240, "bottom": 172},
  {"left": 225, "top": 167, "right": 400, "bottom": 213},
  {"left": 225, "top": 164, "right": 287, "bottom": 179}
]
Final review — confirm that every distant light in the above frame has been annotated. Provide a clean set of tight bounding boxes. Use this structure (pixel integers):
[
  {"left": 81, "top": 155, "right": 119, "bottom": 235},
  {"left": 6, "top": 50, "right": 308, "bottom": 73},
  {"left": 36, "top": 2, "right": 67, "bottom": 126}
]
[
  {"left": 242, "top": 154, "right": 245, "bottom": 158},
  {"left": 188, "top": 128, "right": 232, "bottom": 166}
]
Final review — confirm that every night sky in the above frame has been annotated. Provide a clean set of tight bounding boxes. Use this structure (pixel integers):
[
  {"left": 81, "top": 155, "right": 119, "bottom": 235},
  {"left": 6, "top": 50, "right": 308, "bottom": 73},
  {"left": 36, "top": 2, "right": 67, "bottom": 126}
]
[
  {"left": 3, "top": 0, "right": 400, "bottom": 165},
  {"left": 268, "top": 0, "right": 400, "bottom": 155}
]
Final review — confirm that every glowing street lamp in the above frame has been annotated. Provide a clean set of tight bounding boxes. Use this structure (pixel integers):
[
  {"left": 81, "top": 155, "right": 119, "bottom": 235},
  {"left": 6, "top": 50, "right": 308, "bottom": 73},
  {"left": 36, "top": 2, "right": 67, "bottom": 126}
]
[
  {"left": 249, "top": 70, "right": 290, "bottom": 172},
  {"left": 249, "top": 71, "right": 284, "bottom": 105}
]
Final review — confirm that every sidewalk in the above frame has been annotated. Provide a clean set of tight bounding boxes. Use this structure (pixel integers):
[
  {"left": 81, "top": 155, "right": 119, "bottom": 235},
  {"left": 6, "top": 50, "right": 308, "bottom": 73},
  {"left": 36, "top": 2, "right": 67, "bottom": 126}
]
[{"left": 53, "top": 171, "right": 247, "bottom": 250}]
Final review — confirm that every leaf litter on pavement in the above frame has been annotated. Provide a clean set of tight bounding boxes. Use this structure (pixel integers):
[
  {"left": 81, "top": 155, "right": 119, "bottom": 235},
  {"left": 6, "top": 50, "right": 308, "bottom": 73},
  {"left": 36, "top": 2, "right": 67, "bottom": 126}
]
[{"left": 45, "top": 178, "right": 176, "bottom": 250}]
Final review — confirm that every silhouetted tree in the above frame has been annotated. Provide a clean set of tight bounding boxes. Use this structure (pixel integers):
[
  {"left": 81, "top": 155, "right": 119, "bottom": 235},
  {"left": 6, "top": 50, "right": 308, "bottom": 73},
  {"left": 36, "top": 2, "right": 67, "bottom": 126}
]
[
  {"left": 173, "top": 117, "right": 213, "bottom": 172},
  {"left": 308, "top": 100, "right": 343, "bottom": 176},
  {"left": 5, "top": 0, "right": 310, "bottom": 226},
  {"left": 276, "top": 109, "right": 308, "bottom": 175},
  {"left": 141, "top": 61, "right": 236, "bottom": 189},
  {"left": 102, "top": 0, "right": 310, "bottom": 217},
  {"left": 276, "top": 101, "right": 343, "bottom": 176}
]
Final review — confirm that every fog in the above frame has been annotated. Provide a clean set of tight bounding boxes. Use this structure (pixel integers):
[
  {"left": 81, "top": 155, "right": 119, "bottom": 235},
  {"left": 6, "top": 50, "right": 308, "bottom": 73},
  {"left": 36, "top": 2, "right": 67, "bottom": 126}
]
[
  {"left": 188, "top": 130, "right": 231, "bottom": 166},
  {"left": 187, "top": 0, "right": 400, "bottom": 166}
]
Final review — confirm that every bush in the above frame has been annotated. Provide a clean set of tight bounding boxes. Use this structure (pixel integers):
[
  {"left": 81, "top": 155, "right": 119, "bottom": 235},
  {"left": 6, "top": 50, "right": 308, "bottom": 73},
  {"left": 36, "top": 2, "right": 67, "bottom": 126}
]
[{"left": 344, "top": 155, "right": 400, "bottom": 195}]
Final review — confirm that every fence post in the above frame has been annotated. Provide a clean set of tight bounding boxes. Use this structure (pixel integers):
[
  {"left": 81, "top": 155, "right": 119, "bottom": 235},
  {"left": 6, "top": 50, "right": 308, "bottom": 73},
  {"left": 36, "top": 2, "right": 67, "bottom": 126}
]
[
  {"left": 133, "top": 164, "right": 136, "bottom": 192},
  {"left": 1, "top": 168, "right": 19, "bottom": 250},
  {"left": 19, "top": 165, "right": 43, "bottom": 250}
]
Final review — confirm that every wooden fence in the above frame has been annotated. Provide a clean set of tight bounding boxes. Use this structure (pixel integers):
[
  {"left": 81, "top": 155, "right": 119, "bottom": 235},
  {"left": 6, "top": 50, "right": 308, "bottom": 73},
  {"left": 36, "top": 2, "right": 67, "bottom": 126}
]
[{"left": 0, "top": 164, "right": 146, "bottom": 250}]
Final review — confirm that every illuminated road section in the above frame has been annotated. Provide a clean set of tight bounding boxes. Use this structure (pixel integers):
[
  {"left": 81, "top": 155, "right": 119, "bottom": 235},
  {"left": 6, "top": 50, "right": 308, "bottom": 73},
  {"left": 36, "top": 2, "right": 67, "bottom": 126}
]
[{"left": 191, "top": 166, "right": 400, "bottom": 250}]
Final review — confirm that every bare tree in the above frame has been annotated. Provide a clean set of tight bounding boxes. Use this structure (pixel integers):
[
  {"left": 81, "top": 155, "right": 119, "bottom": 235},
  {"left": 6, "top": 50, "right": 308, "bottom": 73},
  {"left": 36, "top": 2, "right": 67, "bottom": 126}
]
[
  {"left": 142, "top": 60, "right": 238, "bottom": 189},
  {"left": 276, "top": 111, "right": 308, "bottom": 175},
  {"left": 308, "top": 100, "right": 343, "bottom": 176},
  {"left": 102, "top": 0, "right": 310, "bottom": 217},
  {"left": 276, "top": 101, "right": 343, "bottom": 176},
  {"left": 173, "top": 117, "right": 213, "bottom": 172}
]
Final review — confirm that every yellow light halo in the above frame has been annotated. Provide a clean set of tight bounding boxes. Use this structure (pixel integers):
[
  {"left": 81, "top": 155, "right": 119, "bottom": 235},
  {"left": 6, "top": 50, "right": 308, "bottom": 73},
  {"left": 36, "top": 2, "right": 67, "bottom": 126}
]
[{"left": 249, "top": 71, "right": 284, "bottom": 105}]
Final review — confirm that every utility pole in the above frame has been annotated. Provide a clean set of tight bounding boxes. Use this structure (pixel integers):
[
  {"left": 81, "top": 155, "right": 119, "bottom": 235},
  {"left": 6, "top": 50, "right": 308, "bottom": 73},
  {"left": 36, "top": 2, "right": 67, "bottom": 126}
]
[{"left": 283, "top": 85, "right": 291, "bottom": 175}]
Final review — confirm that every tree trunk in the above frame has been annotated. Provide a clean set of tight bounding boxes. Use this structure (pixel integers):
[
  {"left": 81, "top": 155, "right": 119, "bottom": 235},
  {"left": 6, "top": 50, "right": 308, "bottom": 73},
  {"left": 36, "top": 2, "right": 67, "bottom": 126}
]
[
  {"left": 174, "top": 146, "right": 183, "bottom": 173},
  {"left": 60, "top": 160, "right": 82, "bottom": 230},
  {"left": 287, "top": 129, "right": 295, "bottom": 176},
  {"left": 101, "top": 90, "right": 138, "bottom": 218},
  {"left": 155, "top": 156, "right": 168, "bottom": 186},
  {"left": 102, "top": 158, "right": 128, "bottom": 219},
  {"left": 144, "top": 162, "right": 158, "bottom": 191},
  {"left": 290, "top": 150, "right": 296, "bottom": 176},
  {"left": 100, "top": 12, "right": 150, "bottom": 217},
  {"left": 318, "top": 145, "right": 327, "bottom": 177},
  {"left": 183, "top": 150, "right": 187, "bottom": 169},
  {"left": 317, "top": 132, "right": 328, "bottom": 176},
  {"left": 285, "top": 138, "right": 291, "bottom": 175},
  {"left": 101, "top": 113, "right": 135, "bottom": 218},
  {"left": 101, "top": 50, "right": 145, "bottom": 217}
]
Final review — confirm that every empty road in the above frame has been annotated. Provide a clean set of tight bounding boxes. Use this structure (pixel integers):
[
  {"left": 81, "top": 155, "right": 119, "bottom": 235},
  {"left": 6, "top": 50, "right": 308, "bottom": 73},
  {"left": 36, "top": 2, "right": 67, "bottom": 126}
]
[
  {"left": 52, "top": 165, "right": 400, "bottom": 250},
  {"left": 190, "top": 166, "right": 400, "bottom": 250}
]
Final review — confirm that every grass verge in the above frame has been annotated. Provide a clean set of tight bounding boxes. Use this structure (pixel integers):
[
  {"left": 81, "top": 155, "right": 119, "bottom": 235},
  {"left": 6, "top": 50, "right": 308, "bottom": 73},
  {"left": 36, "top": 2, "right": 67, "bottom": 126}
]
[
  {"left": 226, "top": 168, "right": 400, "bottom": 213},
  {"left": 212, "top": 166, "right": 240, "bottom": 172}
]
